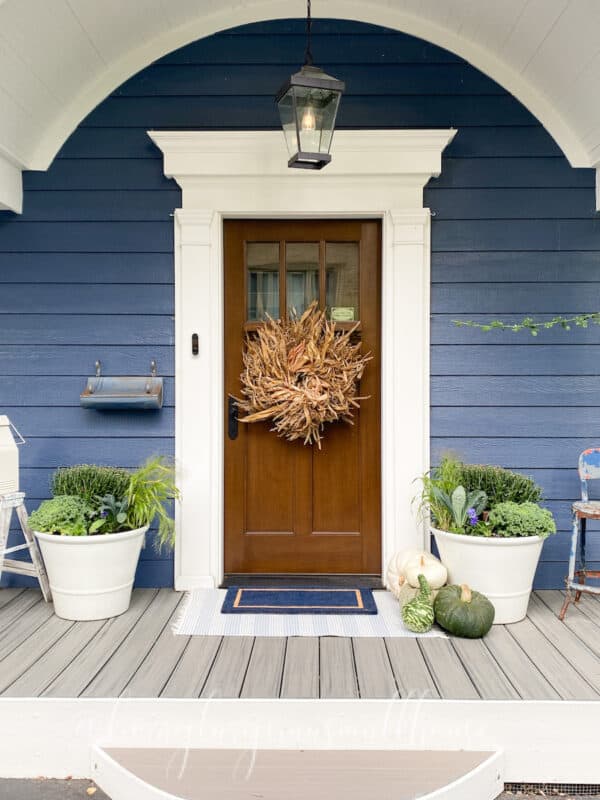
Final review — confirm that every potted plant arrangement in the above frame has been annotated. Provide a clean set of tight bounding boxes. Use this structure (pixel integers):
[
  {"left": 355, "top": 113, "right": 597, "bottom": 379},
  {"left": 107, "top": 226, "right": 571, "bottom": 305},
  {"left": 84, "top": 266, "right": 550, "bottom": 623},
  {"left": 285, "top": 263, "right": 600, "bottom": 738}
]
[
  {"left": 418, "top": 456, "right": 556, "bottom": 624},
  {"left": 29, "top": 457, "right": 179, "bottom": 621}
]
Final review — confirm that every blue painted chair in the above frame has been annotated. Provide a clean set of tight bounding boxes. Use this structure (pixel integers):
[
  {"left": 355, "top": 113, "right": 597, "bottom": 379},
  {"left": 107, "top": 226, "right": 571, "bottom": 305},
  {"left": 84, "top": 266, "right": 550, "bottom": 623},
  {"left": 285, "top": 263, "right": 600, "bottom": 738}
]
[{"left": 560, "top": 448, "right": 600, "bottom": 619}]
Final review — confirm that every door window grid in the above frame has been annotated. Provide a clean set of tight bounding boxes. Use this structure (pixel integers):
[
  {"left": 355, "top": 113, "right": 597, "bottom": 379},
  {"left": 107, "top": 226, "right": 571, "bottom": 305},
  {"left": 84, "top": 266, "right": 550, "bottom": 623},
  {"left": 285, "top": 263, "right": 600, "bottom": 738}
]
[{"left": 247, "top": 240, "right": 360, "bottom": 323}]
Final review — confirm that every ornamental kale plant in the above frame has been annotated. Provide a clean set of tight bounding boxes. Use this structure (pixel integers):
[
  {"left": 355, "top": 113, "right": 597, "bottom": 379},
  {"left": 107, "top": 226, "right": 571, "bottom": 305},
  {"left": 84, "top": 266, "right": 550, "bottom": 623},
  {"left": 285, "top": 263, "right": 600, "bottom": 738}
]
[
  {"left": 29, "top": 496, "right": 94, "bottom": 536},
  {"left": 488, "top": 501, "right": 556, "bottom": 539}
]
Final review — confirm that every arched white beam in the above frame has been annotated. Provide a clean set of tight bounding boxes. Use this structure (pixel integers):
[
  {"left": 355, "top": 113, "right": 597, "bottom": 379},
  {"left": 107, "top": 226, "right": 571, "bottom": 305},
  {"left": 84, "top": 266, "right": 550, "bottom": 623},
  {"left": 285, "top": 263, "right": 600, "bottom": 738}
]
[{"left": 1, "top": 0, "right": 598, "bottom": 212}]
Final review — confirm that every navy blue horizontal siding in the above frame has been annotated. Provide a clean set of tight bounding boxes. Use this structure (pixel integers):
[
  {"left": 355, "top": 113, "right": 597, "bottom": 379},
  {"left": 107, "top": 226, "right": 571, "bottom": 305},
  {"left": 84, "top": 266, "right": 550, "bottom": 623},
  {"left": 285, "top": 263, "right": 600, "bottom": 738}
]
[
  {"left": 2, "top": 19, "right": 600, "bottom": 588},
  {"left": 0, "top": 254, "right": 174, "bottom": 283},
  {"left": 117, "top": 63, "right": 505, "bottom": 96},
  {"left": 0, "top": 316, "right": 174, "bottom": 345},
  {"left": 431, "top": 252, "right": 600, "bottom": 283},
  {"left": 84, "top": 95, "right": 537, "bottom": 128},
  {"left": 0, "top": 346, "right": 173, "bottom": 375}
]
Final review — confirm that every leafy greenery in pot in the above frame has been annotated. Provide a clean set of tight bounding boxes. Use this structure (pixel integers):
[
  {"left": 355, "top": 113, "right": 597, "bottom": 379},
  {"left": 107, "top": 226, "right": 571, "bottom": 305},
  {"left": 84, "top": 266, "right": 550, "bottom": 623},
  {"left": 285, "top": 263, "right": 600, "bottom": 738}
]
[
  {"left": 52, "top": 465, "right": 131, "bottom": 509},
  {"left": 417, "top": 454, "right": 551, "bottom": 537},
  {"left": 458, "top": 463, "right": 542, "bottom": 508},
  {"left": 89, "top": 494, "right": 130, "bottom": 534},
  {"left": 430, "top": 485, "right": 487, "bottom": 534},
  {"left": 29, "top": 496, "right": 94, "bottom": 536},
  {"left": 32, "top": 456, "right": 180, "bottom": 547},
  {"left": 126, "top": 456, "right": 180, "bottom": 550},
  {"left": 488, "top": 501, "right": 556, "bottom": 539}
]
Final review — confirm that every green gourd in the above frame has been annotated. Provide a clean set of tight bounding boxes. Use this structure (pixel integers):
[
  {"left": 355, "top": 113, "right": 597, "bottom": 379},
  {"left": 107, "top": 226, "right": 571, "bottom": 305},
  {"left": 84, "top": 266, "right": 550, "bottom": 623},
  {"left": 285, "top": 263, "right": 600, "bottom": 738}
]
[
  {"left": 434, "top": 584, "right": 495, "bottom": 638},
  {"left": 397, "top": 576, "right": 419, "bottom": 608},
  {"left": 401, "top": 574, "right": 435, "bottom": 633},
  {"left": 397, "top": 576, "right": 439, "bottom": 609}
]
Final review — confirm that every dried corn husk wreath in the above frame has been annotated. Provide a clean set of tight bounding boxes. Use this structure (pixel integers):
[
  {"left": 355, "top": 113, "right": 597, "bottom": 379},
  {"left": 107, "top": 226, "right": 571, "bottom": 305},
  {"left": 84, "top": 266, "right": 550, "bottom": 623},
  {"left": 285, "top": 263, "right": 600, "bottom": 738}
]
[{"left": 238, "top": 302, "right": 371, "bottom": 448}]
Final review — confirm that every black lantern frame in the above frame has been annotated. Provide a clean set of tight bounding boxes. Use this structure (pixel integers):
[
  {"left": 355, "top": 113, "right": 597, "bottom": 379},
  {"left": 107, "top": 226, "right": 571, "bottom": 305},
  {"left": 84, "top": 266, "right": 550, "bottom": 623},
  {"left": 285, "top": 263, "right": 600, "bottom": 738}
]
[{"left": 275, "top": 2, "right": 345, "bottom": 169}]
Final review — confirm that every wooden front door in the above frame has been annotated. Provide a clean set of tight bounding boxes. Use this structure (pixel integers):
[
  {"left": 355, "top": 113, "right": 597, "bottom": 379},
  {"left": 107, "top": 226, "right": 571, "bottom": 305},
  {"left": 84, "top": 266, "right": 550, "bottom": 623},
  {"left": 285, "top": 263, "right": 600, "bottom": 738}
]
[{"left": 224, "top": 220, "right": 381, "bottom": 575}]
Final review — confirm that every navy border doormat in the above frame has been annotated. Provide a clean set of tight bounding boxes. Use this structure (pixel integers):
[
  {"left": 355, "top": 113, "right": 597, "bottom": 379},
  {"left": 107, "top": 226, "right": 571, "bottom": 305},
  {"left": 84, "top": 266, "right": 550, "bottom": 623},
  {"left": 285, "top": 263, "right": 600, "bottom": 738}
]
[{"left": 221, "top": 587, "right": 378, "bottom": 615}]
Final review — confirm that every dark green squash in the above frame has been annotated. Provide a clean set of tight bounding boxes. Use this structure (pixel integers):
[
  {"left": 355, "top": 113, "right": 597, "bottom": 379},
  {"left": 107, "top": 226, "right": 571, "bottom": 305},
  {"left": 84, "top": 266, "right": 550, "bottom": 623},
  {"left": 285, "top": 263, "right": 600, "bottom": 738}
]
[{"left": 434, "top": 584, "right": 495, "bottom": 638}]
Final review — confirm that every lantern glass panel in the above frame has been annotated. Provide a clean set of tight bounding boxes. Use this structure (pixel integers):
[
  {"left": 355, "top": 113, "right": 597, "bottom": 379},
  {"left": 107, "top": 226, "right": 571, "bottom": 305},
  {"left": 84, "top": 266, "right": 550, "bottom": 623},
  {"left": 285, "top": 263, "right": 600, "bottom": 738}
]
[
  {"left": 277, "top": 90, "right": 299, "bottom": 158},
  {"left": 295, "top": 87, "right": 340, "bottom": 154}
]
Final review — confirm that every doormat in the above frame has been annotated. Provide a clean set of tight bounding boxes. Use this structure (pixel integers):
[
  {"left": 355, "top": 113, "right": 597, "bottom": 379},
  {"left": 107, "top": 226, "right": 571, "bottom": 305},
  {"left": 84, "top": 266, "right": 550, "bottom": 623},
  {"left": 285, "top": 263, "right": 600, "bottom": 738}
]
[
  {"left": 221, "top": 587, "right": 378, "bottom": 615},
  {"left": 173, "top": 589, "right": 446, "bottom": 637}
]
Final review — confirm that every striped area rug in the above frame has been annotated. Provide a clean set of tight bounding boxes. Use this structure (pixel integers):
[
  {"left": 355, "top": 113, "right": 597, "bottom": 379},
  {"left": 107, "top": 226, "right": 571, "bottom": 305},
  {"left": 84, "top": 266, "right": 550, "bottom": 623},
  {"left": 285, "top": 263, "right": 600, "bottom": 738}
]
[{"left": 173, "top": 589, "right": 446, "bottom": 637}]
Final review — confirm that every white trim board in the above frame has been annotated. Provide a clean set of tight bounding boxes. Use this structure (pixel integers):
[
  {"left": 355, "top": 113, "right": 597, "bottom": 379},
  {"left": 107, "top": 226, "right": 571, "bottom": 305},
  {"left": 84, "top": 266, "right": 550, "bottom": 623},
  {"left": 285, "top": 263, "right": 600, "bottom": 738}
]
[
  {"left": 0, "top": 697, "right": 597, "bottom": 783},
  {"left": 149, "top": 129, "right": 456, "bottom": 589}
]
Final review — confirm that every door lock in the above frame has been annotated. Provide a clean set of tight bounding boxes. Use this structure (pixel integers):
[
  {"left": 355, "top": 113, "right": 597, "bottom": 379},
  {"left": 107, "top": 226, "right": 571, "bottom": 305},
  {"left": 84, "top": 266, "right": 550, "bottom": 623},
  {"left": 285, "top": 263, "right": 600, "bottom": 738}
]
[{"left": 228, "top": 396, "right": 239, "bottom": 440}]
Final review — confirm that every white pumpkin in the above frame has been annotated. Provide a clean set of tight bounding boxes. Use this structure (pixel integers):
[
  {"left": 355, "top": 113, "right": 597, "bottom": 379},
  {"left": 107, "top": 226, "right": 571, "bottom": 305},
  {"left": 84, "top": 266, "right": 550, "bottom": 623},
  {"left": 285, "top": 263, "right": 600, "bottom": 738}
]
[
  {"left": 386, "top": 549, "right": 420, "bottom": 597},
  {"left": 404, "top": 553, "right": 447, "bottom": 589},
  {"left": 386, "top": 549, "right": 447, "bottom": 597}
]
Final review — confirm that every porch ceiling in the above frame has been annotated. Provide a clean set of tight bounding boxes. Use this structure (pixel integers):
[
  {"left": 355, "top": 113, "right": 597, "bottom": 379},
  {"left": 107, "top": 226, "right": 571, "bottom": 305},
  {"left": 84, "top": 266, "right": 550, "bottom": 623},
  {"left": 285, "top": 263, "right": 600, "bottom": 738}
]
[{"left": 0, "top": 0, "right": 599, "bottom": 212}]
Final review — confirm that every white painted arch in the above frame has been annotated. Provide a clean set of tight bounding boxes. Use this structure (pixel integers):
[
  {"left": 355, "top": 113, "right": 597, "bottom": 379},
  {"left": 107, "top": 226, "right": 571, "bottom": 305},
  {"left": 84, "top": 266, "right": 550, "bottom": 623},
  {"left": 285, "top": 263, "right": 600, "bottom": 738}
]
[
  {"left": 149, "top": 128, "right": 455, "bottom": 588},
  {"left": 1, "top": 0, "right": 600, "bottom": 212}
]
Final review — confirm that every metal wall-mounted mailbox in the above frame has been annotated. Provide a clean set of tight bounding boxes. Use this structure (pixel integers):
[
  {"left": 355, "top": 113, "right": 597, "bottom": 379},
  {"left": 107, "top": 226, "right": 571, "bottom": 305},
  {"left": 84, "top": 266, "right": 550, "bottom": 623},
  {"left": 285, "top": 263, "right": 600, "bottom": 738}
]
[{"left": 80, "top": 361, "right": 163, "bottom": 410}]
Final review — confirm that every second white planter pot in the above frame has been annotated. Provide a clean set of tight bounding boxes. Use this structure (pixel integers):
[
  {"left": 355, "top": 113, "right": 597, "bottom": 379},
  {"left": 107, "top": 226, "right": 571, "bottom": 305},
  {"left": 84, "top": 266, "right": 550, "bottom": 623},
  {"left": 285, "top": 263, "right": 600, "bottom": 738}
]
[
  {"left": 35, "top": 526, "right": 147, "bottom": 621},
  {"left": 432, "top": 527, "right": 544, "bottom": 624}
]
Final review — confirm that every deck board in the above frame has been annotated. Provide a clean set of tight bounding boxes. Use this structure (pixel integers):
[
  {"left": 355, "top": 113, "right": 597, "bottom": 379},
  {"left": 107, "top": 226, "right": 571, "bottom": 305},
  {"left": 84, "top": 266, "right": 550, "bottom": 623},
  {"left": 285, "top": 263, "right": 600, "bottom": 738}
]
[
  {"left": 2, "top": 589, "right": 600, "bottom": 701},
  {"left": 201, "top": 637, "right": 254, "bottom": 698},
  {"left": 483, "top": 624, "right": 560, "bottom": 700},
  {"left": 384, "top": 638, "right": 440, "bottom": 699},
  {"left": 3, "top": 617, "right": 106, "bottom": 697},
  {"left": 506, "top": 616, "right": 599, "bottom": 700},
  {"left": 241, "top": 637, "right": 287, "bottom": 698},
  {"left": 82, "top": 589, "right": 180, "bottom": 698},
  {"left": 280, "top": 637, "right": 319, "bottom": 698},
  {"left": 418, "top": 639, "right": 479, "bottom": 699},
  {"left": 319, "top": 638, "right": 359, "bottom": 699},
  {"left": 451, "top": 637, "right": 519, "bottom": 700},
  {"left": 352, "top": 638, "right": 398, "bottom": 698},
  {"left": 44, "top": 589, "right": 158, "bottom": 697},
  {"left": 161, "top": 637, "right": 222, "bottom": 698},
  {"left": 0, "top": 614, "right": 74, "bottom": 692},
  {"left": 120, "top": 594, "right": 187, "bottom": 697}
]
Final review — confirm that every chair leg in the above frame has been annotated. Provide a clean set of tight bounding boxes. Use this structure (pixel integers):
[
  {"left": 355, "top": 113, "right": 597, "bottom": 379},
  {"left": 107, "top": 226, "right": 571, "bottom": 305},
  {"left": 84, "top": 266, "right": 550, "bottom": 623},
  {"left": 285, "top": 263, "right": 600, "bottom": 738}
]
[
  {"left": 561, "top": 512, "right": 580, "bottom": 621},
  {"left": 15, "top": 503, "right": 51, "bottom": 602},
  {"left": 0, "top": 499, "right": 10, "bottom": 588},
  {"left": 559, "top": 589, "right": 572, "bottom": 621},
  {"left": 575, "top": 518, "right": 587, "bottom": 602}
]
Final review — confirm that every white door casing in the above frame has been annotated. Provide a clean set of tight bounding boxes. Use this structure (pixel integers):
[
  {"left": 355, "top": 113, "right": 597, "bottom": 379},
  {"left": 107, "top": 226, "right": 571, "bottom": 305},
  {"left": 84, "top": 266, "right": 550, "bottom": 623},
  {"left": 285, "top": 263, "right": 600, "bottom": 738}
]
[{"left": 149, "top": 129, "right": 455, "bottom": 589}]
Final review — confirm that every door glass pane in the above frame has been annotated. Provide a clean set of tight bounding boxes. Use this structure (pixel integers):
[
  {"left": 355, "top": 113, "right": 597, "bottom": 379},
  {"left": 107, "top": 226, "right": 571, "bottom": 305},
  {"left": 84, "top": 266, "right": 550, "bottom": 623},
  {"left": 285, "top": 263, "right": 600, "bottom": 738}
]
[
  {"left": 286, "top": 242, "right": 319, "bottom": 316},
  {"left": 326, "top": 242, "right": 359, "bottom": 322},
  {"left": 247, "top": 242, "right": 279, "bottom": 321}
]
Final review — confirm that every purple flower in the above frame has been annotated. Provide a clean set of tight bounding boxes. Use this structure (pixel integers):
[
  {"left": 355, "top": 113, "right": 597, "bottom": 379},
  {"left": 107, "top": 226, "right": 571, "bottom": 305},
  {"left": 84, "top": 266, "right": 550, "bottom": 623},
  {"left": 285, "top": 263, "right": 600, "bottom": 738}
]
[
  {"left": 101, "top": 510, "right": 108, "bottom": 518},
  {"left": 467, "top": 507, "right": 478, "bottom": 526}
]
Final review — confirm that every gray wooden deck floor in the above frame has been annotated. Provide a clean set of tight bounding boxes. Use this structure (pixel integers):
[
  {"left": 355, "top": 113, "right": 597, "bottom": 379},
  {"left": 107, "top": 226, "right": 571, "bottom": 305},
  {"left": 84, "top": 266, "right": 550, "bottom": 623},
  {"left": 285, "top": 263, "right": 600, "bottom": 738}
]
[{"left": 1, "top": 588, "right": 599, "bottom": 700}]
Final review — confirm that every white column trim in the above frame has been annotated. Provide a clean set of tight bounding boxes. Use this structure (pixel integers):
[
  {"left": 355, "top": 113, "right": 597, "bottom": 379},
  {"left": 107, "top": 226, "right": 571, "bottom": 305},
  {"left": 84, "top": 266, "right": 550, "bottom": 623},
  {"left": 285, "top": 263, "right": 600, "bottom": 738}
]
[
  {"left": 151, "top": 130, "right": 455, "bottom": 588},
  {"left": 0, "top": 152, "right": 23, "bottom": 213}
]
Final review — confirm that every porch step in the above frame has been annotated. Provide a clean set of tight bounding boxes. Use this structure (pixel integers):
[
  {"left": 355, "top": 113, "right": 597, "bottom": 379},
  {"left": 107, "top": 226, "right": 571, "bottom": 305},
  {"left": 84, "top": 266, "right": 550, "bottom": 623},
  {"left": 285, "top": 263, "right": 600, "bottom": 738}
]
[{"left": 92, "top": 746, "right": 504, "bottom": 800}]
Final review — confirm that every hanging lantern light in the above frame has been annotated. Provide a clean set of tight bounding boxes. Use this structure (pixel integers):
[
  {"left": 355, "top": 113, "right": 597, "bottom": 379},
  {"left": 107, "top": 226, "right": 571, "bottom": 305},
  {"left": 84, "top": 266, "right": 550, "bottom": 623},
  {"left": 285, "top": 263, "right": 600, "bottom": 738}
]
[{"left": 276, "top": 0, "right": 345, "bottom": 169}]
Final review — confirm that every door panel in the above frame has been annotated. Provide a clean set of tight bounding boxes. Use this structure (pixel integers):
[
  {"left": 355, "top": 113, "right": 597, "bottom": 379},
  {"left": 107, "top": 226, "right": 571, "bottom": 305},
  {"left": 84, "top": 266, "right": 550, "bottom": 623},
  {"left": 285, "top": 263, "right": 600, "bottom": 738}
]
[{"left": 224, "top": 219, "right": 381, "bottom": 575}]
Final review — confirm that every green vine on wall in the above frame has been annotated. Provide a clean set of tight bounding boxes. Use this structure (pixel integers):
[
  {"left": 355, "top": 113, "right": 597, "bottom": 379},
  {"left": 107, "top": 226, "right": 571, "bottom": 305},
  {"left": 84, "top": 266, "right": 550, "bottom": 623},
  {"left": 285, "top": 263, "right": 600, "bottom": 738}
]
[{"left": 453, "top": 312, "right": 600, "bottom": 336}]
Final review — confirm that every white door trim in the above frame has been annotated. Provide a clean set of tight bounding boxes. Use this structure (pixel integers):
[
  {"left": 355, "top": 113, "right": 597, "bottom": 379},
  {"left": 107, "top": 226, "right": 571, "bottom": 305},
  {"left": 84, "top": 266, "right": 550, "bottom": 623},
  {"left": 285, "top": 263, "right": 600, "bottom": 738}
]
[{"left": 149, "top": 129, "right": 456, "bottom": 589}]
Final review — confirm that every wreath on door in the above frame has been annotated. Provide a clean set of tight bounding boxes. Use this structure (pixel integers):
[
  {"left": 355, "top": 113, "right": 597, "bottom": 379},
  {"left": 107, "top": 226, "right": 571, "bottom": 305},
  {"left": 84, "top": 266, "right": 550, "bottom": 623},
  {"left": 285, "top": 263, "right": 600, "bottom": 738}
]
[{"left": 238, "top": 302, "right": 371, "bottom": 448}]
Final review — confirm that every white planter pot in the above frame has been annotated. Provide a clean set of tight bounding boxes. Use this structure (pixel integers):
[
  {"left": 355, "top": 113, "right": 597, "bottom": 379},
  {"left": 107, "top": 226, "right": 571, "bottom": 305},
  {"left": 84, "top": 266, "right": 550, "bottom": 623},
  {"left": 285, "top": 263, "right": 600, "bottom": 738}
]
[
  {"left": 432, "top": 527, "right": 544, "bottom": 624},
  {"left": 34, "top": 527, "right": 147, "bottom": 621}
]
